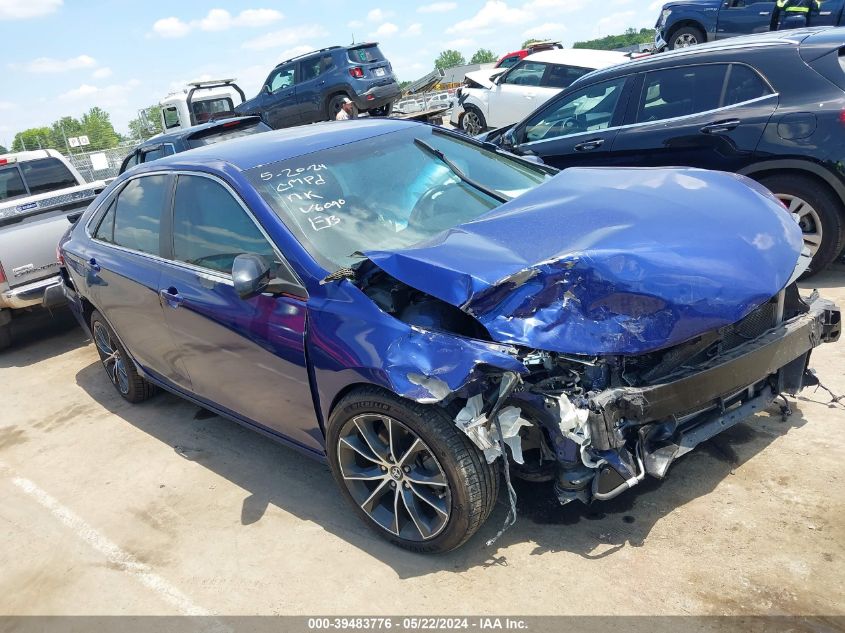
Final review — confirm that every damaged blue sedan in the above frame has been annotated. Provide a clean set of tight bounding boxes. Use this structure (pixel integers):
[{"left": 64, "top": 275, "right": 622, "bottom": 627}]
[{"left": 59, "top": 119, "right": 841, "bottom": 553}]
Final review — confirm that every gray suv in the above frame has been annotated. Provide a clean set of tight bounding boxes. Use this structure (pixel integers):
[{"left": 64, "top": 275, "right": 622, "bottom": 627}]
[{"left": 236, "top": 43, "right": 401, "bottom": 128}]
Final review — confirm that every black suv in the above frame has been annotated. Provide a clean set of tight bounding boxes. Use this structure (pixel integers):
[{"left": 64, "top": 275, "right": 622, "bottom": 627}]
[
  {"left": 485, "top": 27, "right": 845, "bottom": 274},
  {"left": 236, "top": 43, "right": 401, "bottom": 128}
]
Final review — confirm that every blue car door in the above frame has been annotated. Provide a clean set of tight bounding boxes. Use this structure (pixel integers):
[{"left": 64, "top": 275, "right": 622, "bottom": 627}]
[
  {"left": 296, "top": 55, "right": 333, "bottom": 123},
  {"left": 156, "top": 173, "right": 321, "bottom": 452},
  {"left": 716, "top": 0, "right": 777, "bottom": 38},
  {"left": 82, "top": 173, "right": 192, "bottom": 389},
  {"left": 262, "top": 64, "right": 300, "bottom": 129},
  {"left": 815, "top": 0, "right": 844, "bottom": 24}
]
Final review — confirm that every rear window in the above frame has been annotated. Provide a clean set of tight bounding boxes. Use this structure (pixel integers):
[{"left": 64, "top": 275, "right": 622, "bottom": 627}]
[
  {"left": 0, "top": 165, "right": 27, "bottom": 202},
  {"left": 348, "top": 45, "right": 384, "bottom": 63},
  {"left": 186, "top": 120, "right": 271, "bottom": 149},
  {"left": 191, "top": 97, "right": 235, "bottom": 124},
  {"left": 19, "top": 158, "right": 78, "bottom": 196}
]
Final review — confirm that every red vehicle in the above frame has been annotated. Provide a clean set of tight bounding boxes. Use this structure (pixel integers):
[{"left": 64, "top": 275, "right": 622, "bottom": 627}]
[{"left": 495, "top": 40, "right": 563, "bottom": 68}]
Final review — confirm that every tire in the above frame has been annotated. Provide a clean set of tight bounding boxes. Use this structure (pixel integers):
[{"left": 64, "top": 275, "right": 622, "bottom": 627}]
[
  {"left": 326, "top": 387, "right": 499, "bottom": 553},
  {"left": 756, "top": 173, "right": 845, "bottom": 277},
  {"left": 368, "top": 102, "right": 393, "bottom": 117},
  {"left": 461, "top": 106, "right": 487, "bottom": 136},
  {"left": 327, "top": 94, "right": 357, "bottom": 121},
  {"left": 0, "top": 322, "right": 10, "bottom": 352},
  {"left": 668, "top": 26, "right": 705, "bottom": 50},
  {"left": 90, "top": 310, "right": 156, "bottom": 403}
]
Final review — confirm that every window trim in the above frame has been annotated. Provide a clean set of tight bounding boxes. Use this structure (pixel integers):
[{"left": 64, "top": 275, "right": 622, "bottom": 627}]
[
  {"left": 166, "top": 171, "right": 307, "bottom": 297},
  {"left": 87, "top": 172, "right": 173, "bottom": 258},
  {"left": 516, "top": 75, "right": 633, "bottom": 147},
  {"left": 631, "top": 61, "right": 776, "bottom": 125},
  {"left": 87, "top": 170, "right": 307, "bottom": 298},
  {"left": 515, "top": 66, "right": 777, "bottom": 149}
]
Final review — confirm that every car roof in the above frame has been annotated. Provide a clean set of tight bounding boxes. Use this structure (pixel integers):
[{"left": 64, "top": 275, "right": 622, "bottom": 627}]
[
  {"left": 152, "top": 118, "right": 422, "bottom": 172},
  {"left": 524, "top": 48, "right": 630, "bottom": 68},
  {"left": 140, "top": 116, "right": 262, "bottom": 146},
  {"left": 579, "top": 28, "right": 826, "bottom": 84}
]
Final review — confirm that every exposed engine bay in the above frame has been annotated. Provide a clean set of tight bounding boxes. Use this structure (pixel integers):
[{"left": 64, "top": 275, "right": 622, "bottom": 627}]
[{"left": 355, "top": 262, "right": 842, "bottom": 507}]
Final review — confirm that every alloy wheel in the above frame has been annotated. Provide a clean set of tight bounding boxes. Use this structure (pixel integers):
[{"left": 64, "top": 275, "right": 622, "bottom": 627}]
[
  {"left": 337, "top": 414, "right": 451, "bottom": 542},
  {"left": 778, "top": 193, "right": 823, "bottom": 256},
  {"left": 674, "top": 33, "right": 698, "bottom": 48},
  {"left": 93, "top": 322, "right": 129, "bottom": 395},
  {"left": 462, "top": 111, "right": 483, "bottom": 136}
]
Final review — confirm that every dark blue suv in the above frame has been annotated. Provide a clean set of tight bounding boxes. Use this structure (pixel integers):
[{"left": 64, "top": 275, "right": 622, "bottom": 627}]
[{"left": 236, "top": 43, "right": 401, "bottom": 128}]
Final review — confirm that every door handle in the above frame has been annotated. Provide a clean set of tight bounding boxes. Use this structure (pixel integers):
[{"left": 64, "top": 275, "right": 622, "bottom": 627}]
[
  {"left": 700, "top": 119, "right": 740, "bottom": 134},
  {"left": 88, "top": 258, "right": 100, "bottom": 273},
  {"left": 159, "top": 287, "right": 183, "bottom": 309},
  {"left": 573, "top": 138, "right": 605, "bottom": 152},
  {"left": 759, "top": 10, "right": 769, "bottom": 14}
]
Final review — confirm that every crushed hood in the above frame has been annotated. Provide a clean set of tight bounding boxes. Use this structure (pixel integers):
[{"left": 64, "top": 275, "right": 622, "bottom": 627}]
[{"left": 362, "top": 167, "right": 804, "bottom": 356}]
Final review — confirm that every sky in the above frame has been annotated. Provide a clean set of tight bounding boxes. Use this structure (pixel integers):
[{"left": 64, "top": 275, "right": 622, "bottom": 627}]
[{"left": 0, "top": 0, "right": 660, "bottom": 144}]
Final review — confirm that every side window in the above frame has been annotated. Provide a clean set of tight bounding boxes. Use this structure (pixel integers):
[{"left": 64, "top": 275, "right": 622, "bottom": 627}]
[
  {"left": 163, "top": 106, "right": 180, "bottom": 129},
  {"left": 502, "top": 61, "right": 547, "bottom": 86},
  {"left": 499, "top": 55, "right": 521, "bottom": 69},
  {"left": 637, "top": 64, "right": 728, "bottom": 123},
  {"left": 171, "top": 175, "right": 278, "bottom": 274},
  {"left": 93, "top": 200, "right": 116, "bottom": 243},
  {"left": 724, "top": 64, "right": 772, "bottom": 106},
  {"left": 301, "top": 56, "right": 332, "bottom": 82},
  {"left": 267, "top": 66, "right": 296, "bottom": 93},
  {"left": 111, "top": 175, "right": 168, "bottom": 255},
  {"left": 544, "top": 64, "right": 593, "bottom": 89},
  {"left": 140, "top": 146, "right": 165, "bottom": 164},
  {"left": 523, "top": 77, "right": 627, "bottom": 143}
]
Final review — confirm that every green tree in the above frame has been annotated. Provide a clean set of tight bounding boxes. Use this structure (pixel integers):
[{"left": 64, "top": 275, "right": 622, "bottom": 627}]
[
  {"left": 0, "top": 145, "right": 8, "bottom": 154},
  {"left": 50, "top": 116, "right": 84, "bottom": 149},
  {"left": 128, "top": 105, "right": 163, "bottom": 141},
  {"left": 11, "top": 127, "right": 57, "bottom": 152},
  {"left": 80, "top": 107, "right": 120, "bottom": 150},
  {"left": 573, "top": 27, "right": 655, "bottom": 51},
  {"left": 434, "top": 49, "right": 466, "bottom": 70},
  {"left": 470, "top": 48, "right": 497, "bottom": 64}
]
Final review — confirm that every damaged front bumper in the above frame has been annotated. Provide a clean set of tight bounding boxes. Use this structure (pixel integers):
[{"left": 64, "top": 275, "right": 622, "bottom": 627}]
[
  {"left": 570, "top": 294, "right": 840, "bottom": 502},
  {"left": 455, "top": 294, "right": 840, "bottom": 507}
]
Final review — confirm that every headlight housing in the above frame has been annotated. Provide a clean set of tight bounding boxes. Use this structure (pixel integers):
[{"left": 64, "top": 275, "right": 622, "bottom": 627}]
[{"left": 660, "top": 8, "right": 672, "bottom": 25}]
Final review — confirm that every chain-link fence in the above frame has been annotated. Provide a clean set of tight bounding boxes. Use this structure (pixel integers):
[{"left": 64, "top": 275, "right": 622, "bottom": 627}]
[{"left": 62, "top": 142, "right": 136, "bottom": 183}]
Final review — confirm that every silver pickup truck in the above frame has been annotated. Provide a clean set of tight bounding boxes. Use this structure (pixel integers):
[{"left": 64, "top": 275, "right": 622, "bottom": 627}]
[{"left": 0, "top": 149, "right": 105, "bottom": 350}]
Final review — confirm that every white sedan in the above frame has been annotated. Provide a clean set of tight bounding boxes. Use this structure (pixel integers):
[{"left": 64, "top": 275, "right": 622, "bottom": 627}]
[{"left": 450, "top": 49, "right": 630, "bottom": 135}]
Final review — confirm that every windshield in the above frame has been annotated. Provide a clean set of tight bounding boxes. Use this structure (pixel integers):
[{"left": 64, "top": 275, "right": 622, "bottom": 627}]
[{"left": 247, "top": 126, "right": 550, "bottom": 271}]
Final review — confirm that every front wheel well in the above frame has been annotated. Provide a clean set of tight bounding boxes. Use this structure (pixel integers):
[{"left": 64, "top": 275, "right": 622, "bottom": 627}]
[
  {"left": 666, "top": 20, "right": 706, "bottom": 40},
  {"left": 746, "top": 168, "right": 845, "bottom": 215}
]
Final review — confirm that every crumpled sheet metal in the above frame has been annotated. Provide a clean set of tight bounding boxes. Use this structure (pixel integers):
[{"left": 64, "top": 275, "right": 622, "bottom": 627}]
[
  {"left": 454, "top": 395, "right": 532, "bottom": 464},
  {"left": 383, "top": 327, "right": 526, "bottom": 404},
  {"left": 364, "top": 167, "right": 803, "bottom": 355}
]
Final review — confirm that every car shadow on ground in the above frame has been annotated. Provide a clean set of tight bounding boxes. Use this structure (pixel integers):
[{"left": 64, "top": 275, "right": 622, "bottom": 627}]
[
  {"left": 0, "top": 308, "right": 87, "bottom": 369},
  {"left": 75, "top": 358, "right": 806, "bottom": 578}
]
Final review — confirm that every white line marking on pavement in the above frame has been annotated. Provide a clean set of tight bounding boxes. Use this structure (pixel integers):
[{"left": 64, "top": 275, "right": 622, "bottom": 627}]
[{"left": 9, "top": 472, "right": 215, "bottom": 618}]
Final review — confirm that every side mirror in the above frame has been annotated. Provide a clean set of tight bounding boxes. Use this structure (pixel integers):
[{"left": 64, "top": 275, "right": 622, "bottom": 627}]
[
  {"left": 262, "top": 85, "right": 271, "bottom": 94},
  {"left": 233, "top": 254, "right": 271, "bottom": 299},
  {"left": 503, "top": 126, "right": 519, "bottom": 148},
  {"left": 232, "top": 253, "right": 306, "bottom": 300}
]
